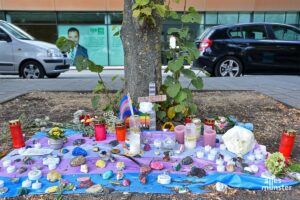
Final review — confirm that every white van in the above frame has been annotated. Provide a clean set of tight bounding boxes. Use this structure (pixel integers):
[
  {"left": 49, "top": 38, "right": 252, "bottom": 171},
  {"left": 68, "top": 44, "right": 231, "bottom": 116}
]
[{"left": 0, "top": 20, "right": 70, "bottom": 78}]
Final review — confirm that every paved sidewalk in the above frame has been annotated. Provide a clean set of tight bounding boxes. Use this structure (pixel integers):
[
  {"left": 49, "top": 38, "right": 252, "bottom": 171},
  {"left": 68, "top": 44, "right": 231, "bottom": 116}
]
[{"left": 0, "top": 71, "right": 299, "bottom": 109}]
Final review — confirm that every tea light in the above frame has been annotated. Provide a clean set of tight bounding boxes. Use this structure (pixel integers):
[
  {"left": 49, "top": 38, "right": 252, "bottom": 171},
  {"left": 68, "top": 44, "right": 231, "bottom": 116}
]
[
  {"left": 250, "top": 165, "right": 259, "bottom": 173},
  {"left": 196, "top": 151, "right": 205, "bottom": 159},
  {"left": 34, "top": 143, "right": 41, "bottom": 149},
  {"left": 22, "top": 179, "right": 32, "bottom": 188},
  {"left": 7, "top": 165, "right": 16, "bottom": 174},
  {"left": 0, "top": 180, "right": 4, "bottom": 188},
  {"left": 204, "top": 145, "right": 212, "bottom": 153},
  {"left": 28, "top": 170, "right": 42, "bottom": 181},
  {"left": 207, "top": 153, "right": 215, "bottom": 161},
  {"left": 154, "top": 139, "right": 162, "bottom": 148},
  {"left": 224, "top": 155, "right": 232, "bottom": 162},
  {"left": 220, "top": 144, "right": 226, "bottom": 151},
  {"left": 247, "top": 154, "right": 256, "bottom": 162},
  {"left": 217, "top": 165, "right": 225, "bottom": 172},
  {"left": 32, "top": 181, "right": 42, "bottom": 190},
  {"left": 157, "top": 173, "right": 171, "bottom": 184},
  {"left": 2, "top": 160, "right": 11, "bottom": 168},
  {"left": 216, "top": 158, "right": 224, "bottom": 165}
]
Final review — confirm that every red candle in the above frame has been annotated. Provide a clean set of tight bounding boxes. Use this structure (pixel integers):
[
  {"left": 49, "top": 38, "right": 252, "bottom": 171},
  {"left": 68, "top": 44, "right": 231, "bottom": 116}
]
[
  {"left": 9, "top": 120, "right": 25, "bottom": 149},
  {"left": 94, "top": 123, "right": 106, "bottom": 141},
  {"left": 204, "top": 117, "right": 215, "bottom": 130},
  {"left": 279, "top": 129, "right": 296, "bottom": 161},
  {"left": 115, "top": 120, "right": 126, "bottom": 142},
  {"left": 185, "top": 116, "right": 192, "bottom": 124}
]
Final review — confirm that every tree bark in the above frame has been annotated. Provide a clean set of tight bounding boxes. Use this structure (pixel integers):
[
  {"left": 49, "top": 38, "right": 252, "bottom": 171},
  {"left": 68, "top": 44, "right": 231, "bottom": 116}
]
[{"left": 121, "top": 0, "right": 163, "bottom": 102}]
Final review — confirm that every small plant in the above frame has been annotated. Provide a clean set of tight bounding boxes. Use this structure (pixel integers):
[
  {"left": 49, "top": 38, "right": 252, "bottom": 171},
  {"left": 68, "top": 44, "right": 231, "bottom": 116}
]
[
  {"left": 93, "top": 117, "right": 106, "bottom": 125},
  {"left": 265, "top": 152, "right": 286, "bottom": 177},
  {"left": 48, "top": 127, "right": 65, "bottom": 140}
]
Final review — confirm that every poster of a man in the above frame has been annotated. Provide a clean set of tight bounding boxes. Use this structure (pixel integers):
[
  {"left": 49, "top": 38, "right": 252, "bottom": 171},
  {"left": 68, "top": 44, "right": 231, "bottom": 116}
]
[{"left": 67, "top": 27, "right": 89, "bottom": 65}]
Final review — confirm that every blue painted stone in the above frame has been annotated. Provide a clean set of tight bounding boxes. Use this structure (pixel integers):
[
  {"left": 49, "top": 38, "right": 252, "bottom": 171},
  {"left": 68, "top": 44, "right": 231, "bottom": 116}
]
[
  {"left": 61, "top": 148, "right": 69, "bottom": 154},
  {"left": 103, "top": 170, "right": 114, "bottom": 180},
  {"left": 72, "top": 147, "right": 87, "bottom": 157}
]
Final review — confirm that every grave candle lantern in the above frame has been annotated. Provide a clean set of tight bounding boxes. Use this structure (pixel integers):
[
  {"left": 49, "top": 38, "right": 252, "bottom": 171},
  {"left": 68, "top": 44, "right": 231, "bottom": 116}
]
[
  {"left": 204, "top": 117, "right": 215, "bottom": 130},
  {"left": 94, "top": 119, "right": 106, "bottom": 141},
  {"left": 279, "top": 129, "right": 296, "bottom": 161},
  {"left": 9, "top": 120, "right": 25, "bottom": 149},
  {"left": 115, "top": 120, "right": 126, "bottom": 142}
]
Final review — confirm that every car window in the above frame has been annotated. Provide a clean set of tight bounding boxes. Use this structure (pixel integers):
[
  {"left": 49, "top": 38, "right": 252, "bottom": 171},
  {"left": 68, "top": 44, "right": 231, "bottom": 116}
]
[
  {"left": 272, "top": 25, "right": 300, "bottom": 41},
  {"left": 228, "top": 27, "right": 243, "bottom": 39},
  {"left": 0, "top": 28, "right": 8, "bottom": 41},
  {"left": 241, "top": 25, "right": 268, "bottom": 40}
]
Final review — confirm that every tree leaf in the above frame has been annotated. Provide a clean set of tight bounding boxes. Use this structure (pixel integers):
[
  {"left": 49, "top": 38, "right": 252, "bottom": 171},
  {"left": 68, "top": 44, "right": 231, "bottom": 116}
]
[
  {"left": 154, "top": 4, "right": 166, "bottom": 17},
  {"left": 89, "top": 64, "right": 103, "bottom": 73},
  {"left": 168, "top": 27, "right": 181, "bottom": 35},
  {"left": 153, "top": 103, "right": 161, "bottom": 112},
  {"left": 189, "top": 103, "right": 198, "bottom": 114},
  {"left": 167, "top": 107, "right": 176, "bottom": 119},
  {"left": 174, "top": 104, "right": 185, "bottom": 113},
  {"left": 91, "top": 96, "right": 100, "bottom": 110},
  {"left": 191, "top": 77, "right": 204, "bottom": 89},
  {"left": 169, "top": 11, "right": 179, "bottom": 19},
  {"left": 166, "top": 83, "right": 181, "bottom": 98},
  {"left": 141, "top": 7, "right": 152, "bottom": 16},
  {"left": 168, "top": 57, "right": 184, "bottom": 72},
  {"left": 157, "top": 111, "right": 166, "bottom": 120},
  {"left": 136, "top": 0, "right": 149, "bottom": 6},
  {"left": 93, "top": 82, "right": 105, "bottom": 93},
  {"left": 164, "top": 75, "right": 175, "bottom": 87},
  {"left": 133, "top": 10, "right": 141, "bottom": 18},
  {"left": 56, "top": 36, "right": 75, "bottom": 53},
  {"left": 174, "top": 90, "right": 187, "bottom": 103},
  {"left": 112, "top": 75, "right": 118, "bottom": 81},
  {"left": 181, "top": 12, "right": 202, "bottom": 24},
  {"left": 132, "top": 3, "right": 139, "bottom": 10},
  {"left": 181, "top": 69, "right": 196, "bottom": 79},
  {"left": 182, "top": 88, "right": 193, "bottom": 101}
]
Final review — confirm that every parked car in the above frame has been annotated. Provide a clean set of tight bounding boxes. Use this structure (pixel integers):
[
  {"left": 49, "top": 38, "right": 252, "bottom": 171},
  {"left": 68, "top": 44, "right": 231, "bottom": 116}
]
[
  {"left": 193, "top": 23, "right": 300, "bottom": 77},
  {"left": 0, "top": 20, "right": 70, "bottom": 78}
]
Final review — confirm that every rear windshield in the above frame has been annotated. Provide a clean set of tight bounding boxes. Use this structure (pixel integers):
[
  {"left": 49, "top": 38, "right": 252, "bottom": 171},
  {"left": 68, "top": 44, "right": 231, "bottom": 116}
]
[{"left": 196, "top": 28, "right": 211, "bottom": 41}]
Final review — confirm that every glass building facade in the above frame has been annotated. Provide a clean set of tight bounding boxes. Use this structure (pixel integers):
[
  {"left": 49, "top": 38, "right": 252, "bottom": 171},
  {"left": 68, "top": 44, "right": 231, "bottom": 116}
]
[{"left": 1, "top": 11, "right": 299, "bottom": 66}]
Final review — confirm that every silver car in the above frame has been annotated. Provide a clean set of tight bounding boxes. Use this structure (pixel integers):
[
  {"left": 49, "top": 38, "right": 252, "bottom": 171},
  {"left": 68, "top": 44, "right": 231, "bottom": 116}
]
[{"left": 0, "top": 20, "right": 70, "bottom": 78}]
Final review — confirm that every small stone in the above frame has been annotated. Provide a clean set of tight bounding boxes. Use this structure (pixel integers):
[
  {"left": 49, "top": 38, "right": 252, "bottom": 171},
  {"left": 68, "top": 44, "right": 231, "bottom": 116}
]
[
  {"left": 226, "top": 164, "right": 235, "bottom": 172},
  {"left": 72, "top": 147, "right": 88, "bottom": 157},
  {"left": 116, "top": 171, "right": 124, "bottom": 180},
  {"left": 73, "top": 138, "right": 85, "bottom": 146},
  {"left": 163, "top": 151, "right": 170, "bottom": 162},
  {"left": 0, "top": 187, "right": 8, "bottom": 195},
  {"left": 45, "top": 186, "right": 59, "bottom": 193},
  {"left": 93, "top": 147, "right": 100, "bottom": 152},
  {"left": 103, "top": 170, "right": 114, "bottom": 180},
  {"left": 99, "top": 150, "right": 110, "bottom": 160},
  {"left": 178, "top": 187, "right": 188, "bottom": 194},
  {"left": 77, "top": 176, "right": 91, "bottom": 182},
  {"left": 150, "top": 161, "right": 164, "bottom": 170},
  {"left": 47, "top": 171, "right": 61, "bottom": 182},
  {"left": 173, "top": 163, "right": 181, "bottom": 171},
  {"left": 140, "top": 165, "right": 151, "bottom": 174},
  {"left": 139, "top": 174, "right": 147, "bottom": 184},
  {"left": 188, "top": 166, "right": 206, "bottom": 178},
  {"left": 154, "top": 151, "right": 160, "bottom": 155},
  {"left": 181, "top": 156, "right": 193, "bottom": 165},
  {"left": 22, "top": 156, "right": 34, "bottom": 165},
  {"left": 86, "top": 184, "right": 103, "bottom": 193},
  {"left": 79, "top": 179, "right": 94, "bottom": 188},
  {"left": 109, "top": 156, "right": 116, "bottom": 163},
  {"left": 80, "top": 164, "right": 89, "bottom": 173},
  {"left": 122, "top": 179, "right": 131, "bottom": 186},
  {"left": 61, "top": 148, "right": 69, "bottom": 154},
  {"left": 17, "top": 166, "right": 27, "bottom": 174},
  {"left": 109, "top": 140, "right": 119, "bottom": 147},
  {"left": 143, "top": 144, "right": 151, "bottom": 151},
  {"left": 116, "top": 162, "right": 125, "bottom": 170},
  {"left": 96, "top": 160, "right": 106, "bottom": 168},
  {"left": 11, "top": 177, "right": 20, "bottom": 183},
  {"left": 133, "top": 154, "right": 142, "bottom": 158},
  {"left": 70, "top": 156, "right": 86, "bottom": 167},
  {"left": 111, "top": 148, "right": 120, "bottom": 154}
]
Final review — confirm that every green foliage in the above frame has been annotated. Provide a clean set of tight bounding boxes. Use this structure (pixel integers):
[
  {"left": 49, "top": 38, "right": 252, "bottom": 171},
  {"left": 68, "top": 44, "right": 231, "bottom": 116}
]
[
  {"left": 265, "top": 152, "right": 286, "bottom": 177},
  {"left": 56, "top": 37, "right": 75, "bottom": 53}
]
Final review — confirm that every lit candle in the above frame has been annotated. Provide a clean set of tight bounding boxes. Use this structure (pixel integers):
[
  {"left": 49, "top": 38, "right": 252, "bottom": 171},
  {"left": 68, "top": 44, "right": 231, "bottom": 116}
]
[
  {"left": 22, "top": 179, "right": 32, "bottom": 188},
  {"left": 184, "top": 123, "right": 197, "bottom": 150},
  {"left": 157, "top": 172, "right": 171, "bottom": 184},
  {"left": 2, "top": 160, "right": 11, "bottom": 168},
  {"left": 174, "top": 125, "right": 185, "bottom": 144},
  {"left": 32, "top": 181, "right": 42, "bottom": 190}
]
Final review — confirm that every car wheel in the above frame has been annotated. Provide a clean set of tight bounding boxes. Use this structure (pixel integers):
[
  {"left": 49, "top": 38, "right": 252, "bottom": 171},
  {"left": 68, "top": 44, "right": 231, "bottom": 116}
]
[
  {"left": 214, "top": 56, "right": 243, "bottom": 77},
  {"left": 21, "top": 61, "right": 45, "bottom": 79},
  {"left": 46, "top": 73, "right": 61, "bottom": 78}
]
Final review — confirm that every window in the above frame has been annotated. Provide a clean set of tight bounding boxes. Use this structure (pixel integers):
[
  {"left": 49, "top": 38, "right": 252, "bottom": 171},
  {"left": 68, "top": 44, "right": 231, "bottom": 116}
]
[
  {"left": 0, "top": 12, "right": 5, "bottom": 20},
  {"left": 239, "top": 13, "right": 251, "bottom": 23},
  {"left": 265, "top": 12, "right": 285, "bottom": 23},
  {"left": 0, "top": 28, "right": 9, "bottom": 41},
  {"left": 6, "top": 12, "right": 56, "bottom": 24},
  {"left": 286, "top": 12, "right": 299, "bottom": 24},
  {"left": 109, "top": 13, "right": 123, "bottom": 24},
  {"left": 205, "top": 12, "right": 217, "bottom": 25},
  {"left": 228, "top": 27, "right": 243, "bottom": 39},
  {"left": 253, "top": 12, "right": 264, "bottom": 22},
  {"left": 272, "top": 25, "right": 300, "bottom": 41},
  {"left": 218, "top": 13, "right": 238, "bottom": 24},
  {"left": 58, "top": 12, "right": 105, "bottom": 24},
  {"left": 241, "top": 25, "right": 268, "bottom": 40}
]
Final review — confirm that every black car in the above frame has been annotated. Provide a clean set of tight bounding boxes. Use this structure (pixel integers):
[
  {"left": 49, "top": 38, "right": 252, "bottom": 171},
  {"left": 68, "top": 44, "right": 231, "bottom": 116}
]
[{"left": 193, "top": 23, "right": 300, "bottom": 77}]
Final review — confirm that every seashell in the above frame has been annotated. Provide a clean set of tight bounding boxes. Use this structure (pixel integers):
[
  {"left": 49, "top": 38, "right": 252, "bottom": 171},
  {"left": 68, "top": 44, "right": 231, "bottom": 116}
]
[
  {"left": 80, "top": 164, "right": 89, "bottom": 173},
  {"left": 111, "top": 148, "right": 120, "bottom": 154},
  {"left": 96, "top": 160, "right": 106, "bottom": 168},
  {"left": 226, "top": 164, "right": 235, "bottom": 172},
  {"left": 77, "top": 176, "right": 91, "bottom": 182},
  {"left": 122, "top": 179, "right": 131, "bottom": 186},
  {"left": 93, "top": 147, "right": 100, "bottom": 152}
]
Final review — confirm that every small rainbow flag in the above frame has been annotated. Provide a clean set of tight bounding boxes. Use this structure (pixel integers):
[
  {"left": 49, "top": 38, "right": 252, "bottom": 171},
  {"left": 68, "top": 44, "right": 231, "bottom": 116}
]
[{"left": 119, "top": 95, "right": 139, "bottom": 121}]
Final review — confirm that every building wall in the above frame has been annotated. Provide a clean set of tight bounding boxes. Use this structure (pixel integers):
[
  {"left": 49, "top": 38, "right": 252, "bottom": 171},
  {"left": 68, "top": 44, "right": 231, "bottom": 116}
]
[{"left": 0, "top": 0, "right": 300, "bottom": 11}]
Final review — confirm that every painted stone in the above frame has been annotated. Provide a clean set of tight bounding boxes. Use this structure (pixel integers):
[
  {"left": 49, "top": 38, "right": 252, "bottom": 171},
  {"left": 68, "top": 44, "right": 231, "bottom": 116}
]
[
  {"left": 109, "top": 140, "right": 119, "bottom": 147},
  {"left": 139, "top": 174, "right": 147, "bottom": 184},
  {"left": 109, "top": 156, "right": 116, "bottom": 163},
  {"left": 80, "top": 164, "right": 89, "bottom": 173},
  {"left": 0, "top": 187, "right": 8, "bottom": 195},
  {"left": 173, "top": 162, "right": 181, "bottom": 171},
  {"left": 96, "top": 160, "right": 106, "bottom": 168},
  {"left": 86, "top": 184, "right": 103, "bottom": 193},
  {"left": 70, "top": 156, "right": 86, "bottom": 167},
  {"left": 103, "top": 170, "right": 114, "bottom": 180},
  {"left": 163, "top": 152, "right": 170, "bottom": 162},
  {"left": 116, "top": 162, "right": 125, "bottom": 170},
  {"left": 140, "top": 165, "right": 151, "bottom": 174},
  {"left": 122, "top": 179, "right": 131, "bottom": 187},
  {"left": 143, "top": 144, "right": 151, "bottom": 151},
  {"left": 181, "top": 156, "right": 193, "bottom": 165},
  {"left": 154, "top": 151, "right": 160, "bottom": 155},
  {"left": 72, "top": 147, "right": 88, "bottom": 157},
  {"left": 150, "top": 161, "right": 164, "bottom": 170},
  {"left": 22, "top": 156, "right": 34, "bottom": 165},
  {"left": 188, "top": 166, "right": 206, "bottom": 178},
  {"left": 73, "top": 139, "right": 85, "bottom": 146},
  {"left": 93, "top": 147, "right": 100, "bottom": 152},
  {"left": 47, "top": 171, "right": 61, "bottom": 182},
  {"left": 10, "top": 177, "right": 20, "bottom": 183},
  {"left": 17, "top": 166, "right": 27, "bottom": 174},
  {"left": 77, "top": 176, "right": 90, "bottom": 182},
  {"left": 79, "top": 179, "right": 94, "bottom": 188},
  {"left": 99, "top": 150, "right": 110, "bottom": 160},
  {"left": 111, "top": 148, "right": 120, "bottom": 154},
  {"left": 61, "top": 148, "right": 69, "bottom": 154},
  {"left": 45, "top": 186, "right": 59, "bottom": 193},
  {"left": 116, "top": 171, "right": 124, "bottom": 180}
]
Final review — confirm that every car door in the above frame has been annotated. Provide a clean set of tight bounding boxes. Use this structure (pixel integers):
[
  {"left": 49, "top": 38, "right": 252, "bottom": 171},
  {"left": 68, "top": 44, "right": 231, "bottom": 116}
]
[
  {"left": 269, "top": 24, "right": 300, "bottom": 74},
  {"left": 240, "top": 24, "right": 278, "bottom": 74},
  {"left": 0, "top": 28, "right": 14, "bottom": 72}
]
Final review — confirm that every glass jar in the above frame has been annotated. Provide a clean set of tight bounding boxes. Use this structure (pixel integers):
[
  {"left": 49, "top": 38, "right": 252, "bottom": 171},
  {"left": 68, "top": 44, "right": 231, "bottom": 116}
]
[{"left": 184, "top": 123, "right": 197, "bottom": 149}]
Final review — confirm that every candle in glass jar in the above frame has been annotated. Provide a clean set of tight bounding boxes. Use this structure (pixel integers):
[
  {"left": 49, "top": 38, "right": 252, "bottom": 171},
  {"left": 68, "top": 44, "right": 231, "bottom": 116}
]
[
  {"left": 192, "top": 118, "right": 202, "bottom": 139},
  {"left": 204, "top": 117, "right": 215, "bottom": 130},
  {"left": 94, "top": 123, "right": 106, "bottom": 141},
  {"left": 279, "top": 129, "right": 296, "bottom": 161},
  {"left": 203, "top": 128, "right": 216, "bottom": 147},
  {"left": 129, "top": 115, "right": 141, "bottom": 134},
  {"left": 9, "top": 120, "right": 25, "bottom": 149},
  {"left": 115, "top": 120, "right": 126, "bottom": 142},
  {"left": 128, "top": 132, "right": 141, "bottom": 155},
  {"left": 174, "top": 125, "right": 185, "bottom": 144},
  {"left": 184, "top": 123, "right": 197, "bottom": 149}
]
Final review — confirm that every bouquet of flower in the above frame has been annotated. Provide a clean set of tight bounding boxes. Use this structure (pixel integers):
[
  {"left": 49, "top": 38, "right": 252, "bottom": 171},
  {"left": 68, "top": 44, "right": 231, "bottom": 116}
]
[
  {"left": 214, "top": 116, "right": 235, "bottom": 134},
  {"left": 48, "top": 127, "right": 65, "bottom": 140}
]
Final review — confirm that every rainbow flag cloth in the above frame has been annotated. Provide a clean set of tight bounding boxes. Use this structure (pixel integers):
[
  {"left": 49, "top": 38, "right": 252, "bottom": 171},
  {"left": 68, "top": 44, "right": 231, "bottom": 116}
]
[{"left": 119, "top": 95, "right": 139, "bottom": 121}]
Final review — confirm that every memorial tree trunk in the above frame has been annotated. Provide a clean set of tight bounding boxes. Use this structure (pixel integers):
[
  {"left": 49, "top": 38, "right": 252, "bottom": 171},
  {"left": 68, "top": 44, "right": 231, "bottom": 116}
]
[{"left": 121, "top": 0, "right": 163, "bottom": 102}]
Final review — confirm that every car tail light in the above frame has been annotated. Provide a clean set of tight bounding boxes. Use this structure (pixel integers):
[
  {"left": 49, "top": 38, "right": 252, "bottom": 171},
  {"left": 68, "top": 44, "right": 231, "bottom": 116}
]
[{"left": 199, "top": 39, "right": 213, "bottom": 51}]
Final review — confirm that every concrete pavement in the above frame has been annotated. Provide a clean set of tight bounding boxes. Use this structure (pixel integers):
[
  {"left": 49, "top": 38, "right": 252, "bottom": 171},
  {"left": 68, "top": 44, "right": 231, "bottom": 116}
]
[{"left": 0, "top": 70, "right": 299, "bottom": 109}]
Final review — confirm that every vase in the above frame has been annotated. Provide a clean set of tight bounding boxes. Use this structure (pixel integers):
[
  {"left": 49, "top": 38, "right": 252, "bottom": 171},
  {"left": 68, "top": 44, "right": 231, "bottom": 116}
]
[{"left": 48, "top": 138, "right": 64, "bottom": 150}]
